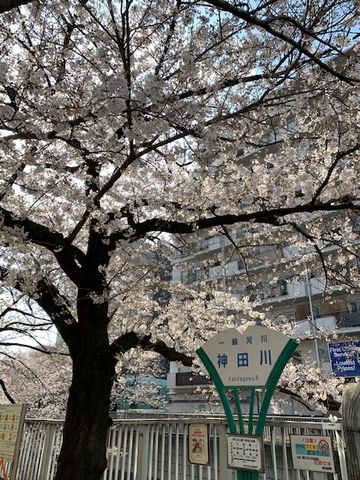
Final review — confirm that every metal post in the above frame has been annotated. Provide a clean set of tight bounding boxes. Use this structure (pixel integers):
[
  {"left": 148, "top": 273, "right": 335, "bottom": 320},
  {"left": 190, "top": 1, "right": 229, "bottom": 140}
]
[
  {"left": 304, "top": 269, "right": 321, "bottom": 367},
  {"left": 221, "top": 235, "right": 228, "bottom": 318},
  {"left": 218, "top": 424, "right": 232, "bottom": 480},
  {"left": 37, "top": 423, "right": 56, "bottom": 480},
  {"left": 137, "top": 424, "right": 150, "bottom": 480}
]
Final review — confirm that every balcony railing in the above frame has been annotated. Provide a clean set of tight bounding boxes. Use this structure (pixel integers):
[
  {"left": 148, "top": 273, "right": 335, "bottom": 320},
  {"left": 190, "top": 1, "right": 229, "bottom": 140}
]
[
  {"left": 336, "top": 311, "right": 360, "bottom": 328},
  {"left": 175, "top": 372, "right": 211, "bottom": 386}
]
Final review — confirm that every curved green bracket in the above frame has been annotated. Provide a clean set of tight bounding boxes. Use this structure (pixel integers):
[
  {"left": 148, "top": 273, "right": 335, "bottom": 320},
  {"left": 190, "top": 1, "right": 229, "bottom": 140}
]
[
  {"left": 248, "top": 388, "right": 256, "bottom": 435},
  {"left": 233, "top": 388, "right": 245, "bottom": 434},
  {"left": 197, "top": 347, "right": 237, "bottom": 433},
  {"left": 255, "top": 339, "right": 298, "bottom": 436}
]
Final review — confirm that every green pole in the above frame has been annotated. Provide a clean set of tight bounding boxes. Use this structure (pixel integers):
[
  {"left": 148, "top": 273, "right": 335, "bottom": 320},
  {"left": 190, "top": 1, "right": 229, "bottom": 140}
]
[
  {"left": 255, "top": 339, "right": 298, "bottom": 436},
  {"left": 197, "top": 348, "right": 246, "bottom": 480},
  {"left": 196, "top": 347, "right": 236, "bottom": 432},
  {"left": 233, "top": 388, "right": 245, "bottom": 434},
  {"left": 248, "top": 387, "right": 256, "bottom": 435}
]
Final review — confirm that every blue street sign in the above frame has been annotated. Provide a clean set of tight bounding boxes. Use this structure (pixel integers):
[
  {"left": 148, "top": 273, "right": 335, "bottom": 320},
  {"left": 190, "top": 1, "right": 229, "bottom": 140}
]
[{"left": 328, "top": 341, "right": 360, "bottom": 377}]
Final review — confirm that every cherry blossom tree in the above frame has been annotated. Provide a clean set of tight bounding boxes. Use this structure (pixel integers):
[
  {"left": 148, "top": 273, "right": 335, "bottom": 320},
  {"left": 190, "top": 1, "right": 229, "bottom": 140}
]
[
  {"left": 0, "top": 348, "right": 167, "bottom": 416},
  {"left": 0, "top": 350, "right": 71, "bottom": 416},
  {"left": 0, "top": 284, "right": 56, "bottom": 402},
  {"left": 0, "top": 0, "right": 359, "bottom": 479}
]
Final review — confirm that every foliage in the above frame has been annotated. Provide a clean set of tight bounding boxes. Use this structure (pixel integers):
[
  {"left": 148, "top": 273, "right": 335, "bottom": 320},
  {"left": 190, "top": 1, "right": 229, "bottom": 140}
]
[
  {"left": 0, "top": 350, "right": 71, "bottom": 417},
  {"left": 0, "top": 348, "right": 167, "bottom": 416},
  {"left": 0, "top": 0, "right": 359, "bottom": 478}
]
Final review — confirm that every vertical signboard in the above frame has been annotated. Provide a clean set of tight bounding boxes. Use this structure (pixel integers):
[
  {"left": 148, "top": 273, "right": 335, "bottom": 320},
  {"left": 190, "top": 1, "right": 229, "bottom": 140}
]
[
  {"left": 188, "top": 423, "right": 209, "bottom": 466},
  {"left": 328, "top": 340, "right": 360, "bottom": 377},
  {"left": 290, "top": 434, "right": 335, "bottom": 473},
  {"left": 0, "top": 404, "right": 27, "bottom": 479}
]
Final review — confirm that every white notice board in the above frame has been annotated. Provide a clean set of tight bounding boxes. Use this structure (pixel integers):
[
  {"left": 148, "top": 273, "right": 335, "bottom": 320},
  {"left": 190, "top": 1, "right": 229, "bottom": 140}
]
[{"left": 227, "top": 434, "right": 264, "bottom": 472}]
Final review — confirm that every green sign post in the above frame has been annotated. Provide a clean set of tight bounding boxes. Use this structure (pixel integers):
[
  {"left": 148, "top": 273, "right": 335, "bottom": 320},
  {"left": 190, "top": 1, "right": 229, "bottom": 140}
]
[{"left": 197, "top": 326, "right": 298, "bottom": 480}]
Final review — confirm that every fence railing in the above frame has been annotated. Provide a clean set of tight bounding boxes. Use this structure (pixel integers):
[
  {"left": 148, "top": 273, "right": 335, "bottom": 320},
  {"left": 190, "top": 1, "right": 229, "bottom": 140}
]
[{"left": 12, "top": 416, "right": 348, "bottom": 480}]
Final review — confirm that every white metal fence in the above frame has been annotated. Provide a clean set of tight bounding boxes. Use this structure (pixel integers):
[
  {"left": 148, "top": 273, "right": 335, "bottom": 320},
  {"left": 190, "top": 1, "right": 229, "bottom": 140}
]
[{"left": 11, "top": 417, "right": 348, "bottom": 480}]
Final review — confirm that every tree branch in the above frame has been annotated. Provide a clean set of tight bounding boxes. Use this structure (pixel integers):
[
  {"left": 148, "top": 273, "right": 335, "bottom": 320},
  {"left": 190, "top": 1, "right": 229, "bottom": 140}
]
[
  {"left": 204, "top": 0, "right": 358, "bottom": 84},
  {"left": 0, "top": 206, "right": 86, "bottom": 286},
  {"left": 110, "top": 198, "right": 360, "bottom": 243},
  {"left": 0, "top": 267, "right": 79, "bottom": 351},
  {"left": 0, "top": 379, "right": 15, "bottom": 403},
  {"left": 311, "top": 143, "right": 360, "bottom": 205},
  {"left": 0, "top": 342, "right": 52, "bottom": 354},
  {"left": 110, "top": 332, "right": 193, "bottom": 366},
  {"left": 278, "top": 385, "right": 340, "bottom": 411},
  {"left": 0, "top": 0, "right": 32, "bottom": 13}
]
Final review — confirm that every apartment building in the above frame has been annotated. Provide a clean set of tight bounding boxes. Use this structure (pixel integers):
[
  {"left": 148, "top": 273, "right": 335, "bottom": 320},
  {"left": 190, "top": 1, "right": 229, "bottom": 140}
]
[{"left": 166, "top": 218, "right": 360, "bottom": 413}]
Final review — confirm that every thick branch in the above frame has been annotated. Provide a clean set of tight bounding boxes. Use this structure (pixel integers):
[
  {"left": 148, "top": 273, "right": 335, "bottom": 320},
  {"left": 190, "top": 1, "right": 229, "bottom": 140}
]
[
  {"left": 0, "top": 379, "right": 15, "bottom": 403},
  {"left": 0, "top": 0, "right": 32, "bottom": 13},
  {"left": 34, "top": 278, "right": 79, "bottom": 352},
  {"left": 278, "top": 385, "right": 340, "bottom": 411},
  {"left": 111, "top": 198, "right": 360, "bottom": 243},
  {"left": 0, "top": 267, "right": 79, "bottom": 352},
  {"left": 0, "top": 206, "right": 86, "bottom": 286},
  {"left": 110, "top": 332, "right": 193, "bottom": 366}
]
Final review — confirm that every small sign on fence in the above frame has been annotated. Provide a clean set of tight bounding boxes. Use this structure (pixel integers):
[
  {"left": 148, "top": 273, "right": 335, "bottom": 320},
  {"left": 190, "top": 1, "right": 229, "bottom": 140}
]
[
  {"left": 188, "top": 423, "right": 210, "bottom": 465},
  {"left": 290, "top": 434, "right": 335, "bottom": 473},
  {"left": 188, "top": 423, "right": 209, "bottom": 466},
  {"left": 0, "top": 404, "right": 27, "bottom": 480},
  {"left": 227, "top": 434, "right": 264, "bottom": 472}
]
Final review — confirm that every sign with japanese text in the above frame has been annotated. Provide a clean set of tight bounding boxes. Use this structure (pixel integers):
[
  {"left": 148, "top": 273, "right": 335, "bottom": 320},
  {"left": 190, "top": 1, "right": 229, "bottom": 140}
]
[
  {"left": 199, "top": 326, "right": 290, "bottom": 387},
  {"left": 290, "top": 435, "right": 335, "bottom": 473},
  {"left": 188, "top": 423, "right": 209, "bottom": 466},
  {"left": 227, "top": 434, "right": 264, "bottom": 472},
  {"left": 0, "top": 404, "right": 27, "bottom": 463},
  {"left": 328, "top": 340, "right": 360, "bottom": 377}
]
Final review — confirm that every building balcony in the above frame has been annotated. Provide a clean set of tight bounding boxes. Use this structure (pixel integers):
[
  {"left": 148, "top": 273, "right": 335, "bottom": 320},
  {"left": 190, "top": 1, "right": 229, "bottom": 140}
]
[
  {"left": 294, "top": 315, "right": 336, "bottom": 339},
  {"left": 175, "top": 372, "right": 211, "bottom": 387},
  {"left": 336, "top": 311, "right": 360, "bottom": 329},
  {"left": 294, "top": 312, "right": 360, "bottom": 339}
]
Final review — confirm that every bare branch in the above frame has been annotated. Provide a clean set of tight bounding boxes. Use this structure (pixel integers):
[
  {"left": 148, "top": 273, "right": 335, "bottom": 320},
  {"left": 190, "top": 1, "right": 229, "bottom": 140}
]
[
  {"left": 204, "top": 0, "right": 359, "bottom": 84},
  {"left": 0, "top": 379, "right": 15, "bottom": 403}
]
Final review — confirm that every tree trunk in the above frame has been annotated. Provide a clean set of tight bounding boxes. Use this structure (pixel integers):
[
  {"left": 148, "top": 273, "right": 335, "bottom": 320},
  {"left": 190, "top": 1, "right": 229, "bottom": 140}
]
[
  {"left": 54, "top": 327, "right": 116, "bottom": 480},
  {"left": 342, "top": 383, "right": 360, "bottom": 480}
]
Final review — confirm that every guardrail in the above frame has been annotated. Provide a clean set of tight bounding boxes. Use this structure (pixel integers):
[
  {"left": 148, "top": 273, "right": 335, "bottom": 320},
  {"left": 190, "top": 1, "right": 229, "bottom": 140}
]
[{"left": 12, "top": 416, "right": 347, "bottom": 480}]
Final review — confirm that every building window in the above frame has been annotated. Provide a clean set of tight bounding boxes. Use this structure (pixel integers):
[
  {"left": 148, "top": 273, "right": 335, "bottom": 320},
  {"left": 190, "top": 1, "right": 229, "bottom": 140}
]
[
  {"left": 185, "top": 265, "right": 204, "bottom": 283},
  {"left": 278, "top": 279, "right": 288, "bottom": 296},
  {"left": 237, "top": 258, "right": 244, "bottom": 270}
]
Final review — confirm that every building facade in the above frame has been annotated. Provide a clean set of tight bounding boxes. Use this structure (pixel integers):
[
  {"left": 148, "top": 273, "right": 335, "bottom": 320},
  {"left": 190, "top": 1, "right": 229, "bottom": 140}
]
[{"left": 167, "top": 222, "right": 360, "bottom": 413}]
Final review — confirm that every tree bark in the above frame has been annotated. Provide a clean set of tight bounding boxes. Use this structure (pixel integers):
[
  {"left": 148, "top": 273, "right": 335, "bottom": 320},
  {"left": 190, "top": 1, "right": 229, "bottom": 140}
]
[
  {"left": 54, "top": 324, "right": 116, "bottom": 480},
  {"left": 342, "top": 383, "right": 360, "bottom": 480},
  {"left": 0, "top": 0, "right": 33, "bottom": 14}
]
